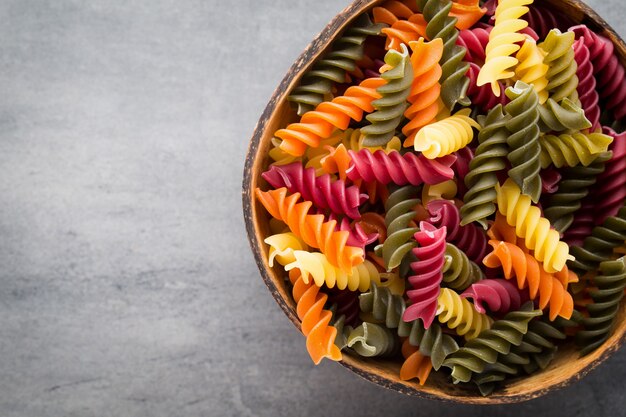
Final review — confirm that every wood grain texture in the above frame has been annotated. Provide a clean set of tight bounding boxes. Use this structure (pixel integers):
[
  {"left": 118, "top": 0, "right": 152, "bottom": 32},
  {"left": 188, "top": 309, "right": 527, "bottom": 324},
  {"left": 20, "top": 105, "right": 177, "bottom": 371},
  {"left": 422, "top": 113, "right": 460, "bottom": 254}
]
[{"left": 242, "top": 0, "right": 626, "bottom": 403}]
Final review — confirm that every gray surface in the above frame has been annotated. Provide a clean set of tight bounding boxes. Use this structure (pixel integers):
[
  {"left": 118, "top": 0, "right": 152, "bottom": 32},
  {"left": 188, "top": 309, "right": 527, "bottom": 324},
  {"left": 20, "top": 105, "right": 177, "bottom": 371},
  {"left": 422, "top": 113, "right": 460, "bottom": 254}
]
[{"left": 0, "top": 0, "right": 625, "bottom": 416}]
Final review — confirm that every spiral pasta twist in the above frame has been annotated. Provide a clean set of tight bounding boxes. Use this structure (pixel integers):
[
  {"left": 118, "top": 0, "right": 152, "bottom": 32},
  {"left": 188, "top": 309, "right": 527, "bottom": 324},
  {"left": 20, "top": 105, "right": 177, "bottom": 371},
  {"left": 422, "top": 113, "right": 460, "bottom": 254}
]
[
  {"left": 443, "top": 243, "right": 484, "bottom": 291},
  {"left": 288, "top": 269, "right": 342, "bottom": 364},
  {"left": 347, "top": 322, "right": 399, "bottom": 357},
  {"left": 346, "top": 148, "right": 456, "bottom": 186},
  {"left": 537, "top": 97, "right": 591, "bottom": 133},
  {"left": 487, "top": 214, "right": 578, "bottom": 286},
  {"left": 276, "top": 77, "right": 385, "bottom": 157},
  {"left": 465, "top": 62, "right": 508, "bottom": 114},
  {"left": 404, "top": 222, "right": 447, "bottom": 327},
  {"left": 495, "top": 179, "right": 571, "bottom": 273},
  {"left": 478, "top": 0, "right": 532, "bottom": 96},
  {"left": 483, "top": 240, "right": 574, "bottom": 320},
  {"left": 264, "top": 232, "right": 308, "bottom": 268},
  {"left": 576, "top": 257, "right": 626, "bottom": 355},
  {"left": 418, "top": 0, "right": 471, "bottom": 109},
  {"left": 571, "top": 25, "right": 626, "bottom": 120},
  {"left": 285, "top": 250, "right": 379, "bottom": 292},
  {"left": 362, "top": 45, "right": 413, "bottom": 147},
  {"left": 262, "top": 162, "right": 367, "bottom": 219},
  {"left": 379, "top": 186, "right": 420, "bottom": 270},
  {"left": 562, "top": 198, "right": 596, "bottom": 247},
  {"left": 462, "top": 279, "right": 526, "bottom": 315},
  {"left": 474, "top": 317, "right": 570, "bottom": 395},
  {"left": 514, "top": 36, "right": 549, "bottom": 104},
  {"left": 442, "top": 302, "right": 542, "bottom": 383},
  {"left": 382, "top": 14, "right": 428, "bottom": 51},
  {"left": 504, "top": 81, "right": 542, "bottom": 203},
  {"left": 461, "top": 105, "right": 509, "bottom": 228},
  {"left": 568, "top": 207, "right": 626, "bottom": 275},
  {"left": 402, "top": 38, "right": 444, "bottom": 148},
  {"left": 542, "top": 152, "right": 611, "bottom": 234},
  {"left": 288, "top": 14, "right": 385, "bottom": 116},
  {"left": 437, "top": 288, "right": 493, "bottom": 340},
  {"left": 360, "top": 283, "right": 459, "bottom": 369},
  {"left": 373, "top": 0, "right": 417, "bottom": 25},
  {"left": 593, "top": 128, "right": 626, "bottom": 225},
  {"left": 539, "top": 132, "right": 613, "bottom": 169},
  {"left": 573, "top": 37, "right": 601, "bottom": 131},
  {"left": 428, "top": 199, "right": 489, "bottom": 264},
  {"left": 400, "top": 339, "right": 433, "bottom": 385},
  {"left": 414, "top": 109, "right": 480, "bottom": 158},
  {"left": 457, "top": 27, "right": 490, "bottom": 64},
  {"left": 539, "top": 29, "right": 579, "bottom": 105},
  {"left": 255, "top": 188, "right": 364, "bottom": 273}
]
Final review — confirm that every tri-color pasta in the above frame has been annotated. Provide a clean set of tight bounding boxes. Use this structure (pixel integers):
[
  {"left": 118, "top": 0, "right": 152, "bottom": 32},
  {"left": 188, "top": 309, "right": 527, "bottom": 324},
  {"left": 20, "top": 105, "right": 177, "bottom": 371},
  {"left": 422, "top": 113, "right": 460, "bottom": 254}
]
[{"left": 253, "top": 0, "right": 626, "bottom": 396}]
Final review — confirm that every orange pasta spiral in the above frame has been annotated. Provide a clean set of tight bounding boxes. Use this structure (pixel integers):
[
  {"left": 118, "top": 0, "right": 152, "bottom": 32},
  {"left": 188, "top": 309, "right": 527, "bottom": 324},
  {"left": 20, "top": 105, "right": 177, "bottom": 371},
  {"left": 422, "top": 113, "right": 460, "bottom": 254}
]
[
  {"left": 488, "top": 213, "right": 577, "bottom": 287},
  {"left": 450, "top": 0, "right": 487, "bottom": 30},
  {"left": 289, "top": 269, "right": 342, "bottom": 365},
  {"left": 276, "top": 77, "right": 386, "bottom": 157},
  {"left": 373, "top": 0, "right": 418, "bottom": 25},
  {"left": 402, "top": 37, "right": 444, "bottom": 148},
  {"left": 255, "top": 187, "right": 364, "bottom": 273},
  {"left": 483, "top": 240, "right": 574, "bottom": 320},
  {"left": 382, "top": 14, "right": 428, "bottom": 51},
  {"left": 399, "top": 338, "right": 433, "bottom": 385}
]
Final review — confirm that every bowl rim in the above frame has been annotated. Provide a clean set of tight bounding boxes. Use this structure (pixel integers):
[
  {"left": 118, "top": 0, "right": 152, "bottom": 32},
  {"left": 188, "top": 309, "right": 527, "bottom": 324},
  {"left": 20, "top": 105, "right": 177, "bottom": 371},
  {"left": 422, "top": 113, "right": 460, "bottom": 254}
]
[{"left": 242, "top": 0, "right": 626, "bottom": 404}]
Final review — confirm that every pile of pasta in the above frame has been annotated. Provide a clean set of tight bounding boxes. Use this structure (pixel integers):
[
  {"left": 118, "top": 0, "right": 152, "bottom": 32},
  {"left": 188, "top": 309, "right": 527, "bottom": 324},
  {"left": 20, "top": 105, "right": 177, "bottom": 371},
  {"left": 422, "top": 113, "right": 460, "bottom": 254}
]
[{"left": 254, "top": 0, "right": 626, "bottom": 396}]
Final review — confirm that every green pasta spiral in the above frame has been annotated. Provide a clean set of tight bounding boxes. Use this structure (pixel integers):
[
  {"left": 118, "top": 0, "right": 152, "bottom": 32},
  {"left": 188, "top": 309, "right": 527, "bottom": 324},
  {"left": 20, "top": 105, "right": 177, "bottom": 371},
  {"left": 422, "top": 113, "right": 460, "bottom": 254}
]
[
  {"left": 417, "top": 0, "right": 470, "bottom": 110},
  {"left": 346, "top": 322, "right": 399, "bottom": 357},
  {"left": 442, "top": 302, "right": 542, "bottom": 383},
  {"left": 576, "top": 257, "right": 626, "bottom": 355},
  {"left": 568, "top": 206, "right": 626, "bottom": 275},
  {"left": 362, "top": 45, "right": 413, "bottom": 147},
  {"left": 359, "top": 283, "right": 459, "bottom": 369},
  {"left": 539, "top": 131, "right": 614, "bottom": 168},
  {"left": 329, "top": 310, "right": 353, "bottom": 350},
  {"left": 442, "top": 243, "right": 484, "bottom": 291},
  {"left": 474, "top": 317, "right": 573, "bottom": 396},
  {"left": 539, "top": 29, "right": 579, "bottom": 105},
  {"left": 461, "top": 105, "right": 510, "bottom": 228},
  {"left": 378, "top": 186, "right": 421, "bottom": 270},
  {"left": 288, "top": 14, "right": 385, "bottom": 116},
  {"left": 504, "top": 81, "right": 542, "bottom": 203},
  {"left": 538, "top": 98, "right": 591, "bottom": 133},
  {"left": 543, "top": 152, "right": 611, "bottom": 234}
]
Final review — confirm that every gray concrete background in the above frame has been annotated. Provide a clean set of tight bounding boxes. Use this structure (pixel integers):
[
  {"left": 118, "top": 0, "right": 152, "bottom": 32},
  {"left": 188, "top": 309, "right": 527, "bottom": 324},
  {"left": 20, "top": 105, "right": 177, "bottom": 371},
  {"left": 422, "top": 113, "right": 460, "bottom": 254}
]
[{"left": 0, "top": 0, "right": 624, "bottom": 416}]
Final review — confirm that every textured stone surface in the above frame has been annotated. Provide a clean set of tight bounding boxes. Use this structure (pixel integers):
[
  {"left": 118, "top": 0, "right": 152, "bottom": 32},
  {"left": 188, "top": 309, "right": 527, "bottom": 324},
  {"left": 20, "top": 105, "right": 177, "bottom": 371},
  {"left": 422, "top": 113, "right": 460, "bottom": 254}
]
[{"left": 0, "top": 0, "right": 624, "bottom": 416}]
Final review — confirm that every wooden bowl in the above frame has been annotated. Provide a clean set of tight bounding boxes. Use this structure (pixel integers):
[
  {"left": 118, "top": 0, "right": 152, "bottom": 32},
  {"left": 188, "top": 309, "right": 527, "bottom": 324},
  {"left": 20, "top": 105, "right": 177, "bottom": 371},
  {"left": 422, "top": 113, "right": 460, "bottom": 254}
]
[{"left": 242, "top": 0, "right": 626, "bottom": 404}]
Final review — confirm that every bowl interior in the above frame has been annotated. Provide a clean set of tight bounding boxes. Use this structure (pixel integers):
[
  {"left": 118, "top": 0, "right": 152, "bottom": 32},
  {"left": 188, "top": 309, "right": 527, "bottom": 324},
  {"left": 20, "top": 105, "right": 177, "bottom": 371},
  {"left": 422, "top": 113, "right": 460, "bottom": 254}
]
[{"left": 242, "top": 0, "right": 626, "bottom": 404}]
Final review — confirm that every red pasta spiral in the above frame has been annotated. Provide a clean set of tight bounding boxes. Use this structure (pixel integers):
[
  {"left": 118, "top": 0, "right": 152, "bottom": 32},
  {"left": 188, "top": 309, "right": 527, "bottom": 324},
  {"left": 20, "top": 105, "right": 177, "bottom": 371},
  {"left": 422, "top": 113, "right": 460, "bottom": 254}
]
[
  {"left": 456, "top": 27, "right": 490, "bottom": 64},
  {"left": 346, "top": 149, "right": 456, "bottom": 186},
  {"left": 330, "top": 214, "right": 379, "bottom": 250},
  {"left": 594, "top": 127, "right": 626, "bottom": 225},
  {"left": 427, "top": 199, "right": 488, "bottom": 264},
  {"left": 403, "top": 222, "right": 447, "bottom": 328},
  {"left": 262, "top": 162, "right": 367, "bottom": 219},
  {"left": 541, "top": 167, "right": 562, "bottom": 195},
  {"left": 562, "top": 199, "right": 595, "bottom": 247},
  {"left": 466, "top": 63, "right": 507, "bottom": 113},
  {"left": 573, "top": 38, "right": 601, "bottom": 131},
  {"left": 571, "top": 25, "right": 626, "bottom": 120},
  {"left": 462, "top": 279, "right": 528, "bottom": 315},
  {"left": 452, "top": 146, "right": 474, "bottom": 198},
  {"left": 326, "top": 288, "right": 361, "bottom": 326}
]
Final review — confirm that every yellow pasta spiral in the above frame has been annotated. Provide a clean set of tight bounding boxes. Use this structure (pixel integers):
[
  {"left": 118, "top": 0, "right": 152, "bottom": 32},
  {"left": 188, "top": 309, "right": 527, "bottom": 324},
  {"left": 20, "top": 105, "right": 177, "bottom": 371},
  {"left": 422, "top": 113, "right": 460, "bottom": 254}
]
[
  {"left": 285, "top": 250, "right": 378, "bottom": 292},
  {"left": 515, "top": 36, "right": 549, "bottom": 104},
  {"left": 414, "top": 109, "right": 480, "bottom": 158},
  {"left": 478, "top": 0, "right": 533, "bottom": 96},
  {"left": 265, "top": 233, "right": 308, "bottom": 267},
  {"left": 437, "top": 288, "right": 493, "bottom": 340},
  {"left": 422, "top": 180, "right": 458, "bottom": 205},
  {"left": 496, "top": 179, "right": 573, "bottom": 273}
]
